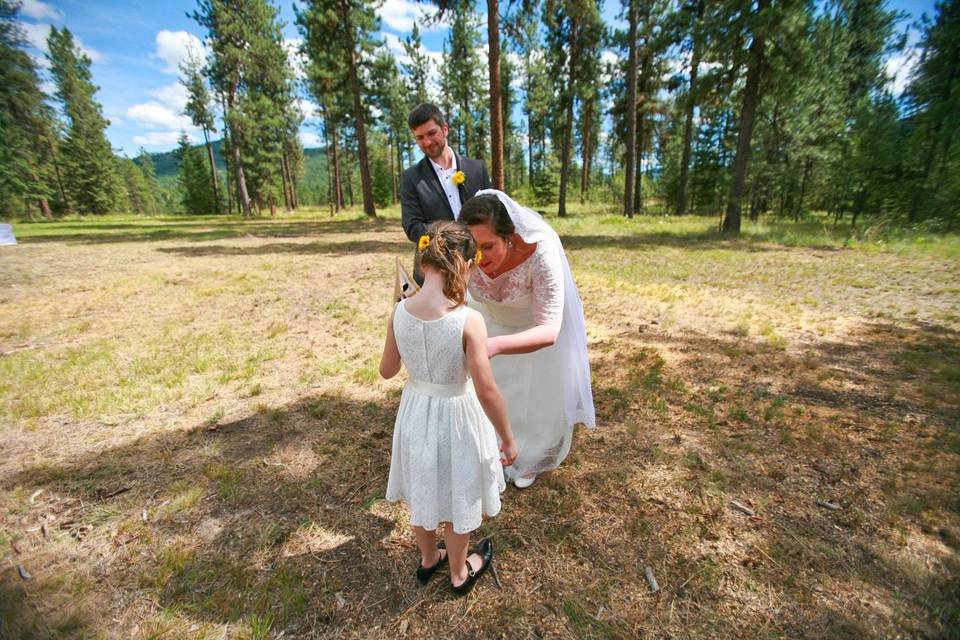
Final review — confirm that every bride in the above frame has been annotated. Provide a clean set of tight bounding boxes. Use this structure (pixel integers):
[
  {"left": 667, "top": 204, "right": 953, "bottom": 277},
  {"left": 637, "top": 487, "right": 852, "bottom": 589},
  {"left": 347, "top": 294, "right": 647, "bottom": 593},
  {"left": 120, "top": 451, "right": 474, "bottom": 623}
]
[{"left": 460, "top": 190, "right": 595, "bottom": 488}]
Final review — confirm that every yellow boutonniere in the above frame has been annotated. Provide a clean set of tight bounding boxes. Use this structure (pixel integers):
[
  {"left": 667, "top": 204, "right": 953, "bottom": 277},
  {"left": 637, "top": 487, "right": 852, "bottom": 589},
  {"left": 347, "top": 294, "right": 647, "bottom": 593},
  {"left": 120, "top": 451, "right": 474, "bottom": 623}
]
[
  {"left": 475, "top": 248, "right": 483, "bottom": 263},
  {"left": 452, "top": 170, "right": 465, "bottom": 186},
  {"left": 418, "top": 235, "right": 430, "bottom": 251}
]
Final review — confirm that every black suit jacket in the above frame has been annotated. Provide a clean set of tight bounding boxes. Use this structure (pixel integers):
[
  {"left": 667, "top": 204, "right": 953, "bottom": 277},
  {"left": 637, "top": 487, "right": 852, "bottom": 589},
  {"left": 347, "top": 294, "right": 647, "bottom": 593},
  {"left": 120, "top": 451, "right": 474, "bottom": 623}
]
[{"left": 400, "top": 153, "right": 492, "bottom": 243}]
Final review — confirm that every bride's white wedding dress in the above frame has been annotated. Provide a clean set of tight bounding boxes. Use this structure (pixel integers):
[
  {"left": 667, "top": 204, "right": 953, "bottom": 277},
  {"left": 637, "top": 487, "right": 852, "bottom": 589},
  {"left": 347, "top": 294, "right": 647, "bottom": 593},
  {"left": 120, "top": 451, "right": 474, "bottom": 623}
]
[{"left": 467, "top": 190, "right": 596, "bottom": 482}]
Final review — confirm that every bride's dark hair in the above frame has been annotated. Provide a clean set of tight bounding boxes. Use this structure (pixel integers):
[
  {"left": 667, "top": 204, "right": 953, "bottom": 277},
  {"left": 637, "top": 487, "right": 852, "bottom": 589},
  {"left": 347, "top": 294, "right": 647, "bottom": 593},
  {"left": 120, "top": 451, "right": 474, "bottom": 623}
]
[
  {"left": 459, "top": 194, "right": 515, "bottom": 239},
  {"left": 419, "top": 221, "right": 478, "bottom": 307}
]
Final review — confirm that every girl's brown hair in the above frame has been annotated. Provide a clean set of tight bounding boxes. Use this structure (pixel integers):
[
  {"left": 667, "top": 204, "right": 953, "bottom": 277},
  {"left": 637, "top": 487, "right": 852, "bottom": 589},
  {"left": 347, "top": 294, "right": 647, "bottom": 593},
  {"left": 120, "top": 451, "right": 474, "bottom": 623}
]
[{"left": 418, "top": 221, "right": 478, "bottom": 307}]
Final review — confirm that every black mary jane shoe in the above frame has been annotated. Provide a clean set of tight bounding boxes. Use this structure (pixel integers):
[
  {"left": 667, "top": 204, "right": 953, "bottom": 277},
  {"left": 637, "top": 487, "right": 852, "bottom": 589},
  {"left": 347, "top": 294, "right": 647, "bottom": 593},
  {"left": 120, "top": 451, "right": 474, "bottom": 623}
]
[
  {"left": 416, "top": 541, "right": 448, "bottom": 585},
  {"left": 451, "top": 538, "right": 493, "bottom": 596}
]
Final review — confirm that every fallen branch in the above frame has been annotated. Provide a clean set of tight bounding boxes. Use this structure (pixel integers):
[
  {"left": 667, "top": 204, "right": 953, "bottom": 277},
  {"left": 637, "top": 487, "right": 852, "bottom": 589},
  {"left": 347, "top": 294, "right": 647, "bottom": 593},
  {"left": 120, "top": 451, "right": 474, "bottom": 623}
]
[
  {"left": 644, "top": 566, "right": 660, "bottom": 593},
  {"left": 1, "top": 344, "right": 37, "bottom": 357},
  {"left": 490, "top": 562, "right": 503, "bottom": 589},
  {"left": 730, "top": 500, "right": 756, "bottom": 517},
  {"left": 98, "top": 487, "right": 131, "bottom": 500}
]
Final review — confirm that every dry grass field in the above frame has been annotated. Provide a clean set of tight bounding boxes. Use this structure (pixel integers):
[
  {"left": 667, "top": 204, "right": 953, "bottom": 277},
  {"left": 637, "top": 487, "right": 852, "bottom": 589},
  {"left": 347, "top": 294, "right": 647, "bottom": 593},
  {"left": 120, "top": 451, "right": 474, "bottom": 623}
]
[{"left": 1, "top": 206, "right": 958, "bottom": 639}]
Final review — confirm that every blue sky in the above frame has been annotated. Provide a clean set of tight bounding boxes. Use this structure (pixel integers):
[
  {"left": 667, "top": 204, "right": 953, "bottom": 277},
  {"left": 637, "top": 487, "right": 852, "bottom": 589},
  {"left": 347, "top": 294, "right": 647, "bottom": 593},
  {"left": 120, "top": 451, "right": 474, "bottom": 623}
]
[{"left": 15, "top": 0, "right": 936, "bottom": 157}]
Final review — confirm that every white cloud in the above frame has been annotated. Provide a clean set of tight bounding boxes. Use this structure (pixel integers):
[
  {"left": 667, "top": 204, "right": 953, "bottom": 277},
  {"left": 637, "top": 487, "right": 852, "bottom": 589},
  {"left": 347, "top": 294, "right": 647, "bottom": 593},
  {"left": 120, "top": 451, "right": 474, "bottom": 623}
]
[
  {"left": 39, "top": 80, "right": 55, "bottom": 96},
  {"left": 18, "top": 21, "right": 51, "bottom": 49},
  {"left": 295, "top": 98, "right": 319, "bottom": 120},
  {"left": 152, "top": 29, "right": 207, "bottom": 74},
  {"left": 31, "top": 51, "right": 50, "bottom": 69},
  {"left": 886, "top": 48, "right": 918, "bottom": 96},
  {"left": 300, "top": 131, "right": 322, "bottom": 147},
  {"left": 17, "top": 21, "right": 103, "bottom": 63},
  {"left": 127, "top": 101, "right": 194, "bottom": 131},
  {"left": 132, "top": 131, "right": 198, "bottom": 147},
  {"left": 20, "top": 0, "right": 61, "bottom": 21},
  {"left": 379, "top": 0, "right": 442, "bottom": 33},
  {"left": 382, "top": 32, "right": 408, "bottom": 60},
  {"left": 149, "top": 82, "right": 189, "bottom": 111},
  {"left": 284, "top": 37, "right": 307, "bottom": 80}
]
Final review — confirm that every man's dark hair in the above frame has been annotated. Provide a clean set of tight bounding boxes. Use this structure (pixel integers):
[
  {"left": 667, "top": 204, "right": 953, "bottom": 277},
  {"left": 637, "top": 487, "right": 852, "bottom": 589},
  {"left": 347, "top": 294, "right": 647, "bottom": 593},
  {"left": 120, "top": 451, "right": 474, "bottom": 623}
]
[{"left": 408, "top": 103, "right": 446, "bottom": 130}]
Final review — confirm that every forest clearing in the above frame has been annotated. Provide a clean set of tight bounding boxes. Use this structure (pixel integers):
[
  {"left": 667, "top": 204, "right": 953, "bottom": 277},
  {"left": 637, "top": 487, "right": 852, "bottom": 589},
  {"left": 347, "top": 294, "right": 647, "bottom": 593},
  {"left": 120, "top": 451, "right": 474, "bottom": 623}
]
[{"left": 1, "top": 208, "right": 958, "bottom": 639}]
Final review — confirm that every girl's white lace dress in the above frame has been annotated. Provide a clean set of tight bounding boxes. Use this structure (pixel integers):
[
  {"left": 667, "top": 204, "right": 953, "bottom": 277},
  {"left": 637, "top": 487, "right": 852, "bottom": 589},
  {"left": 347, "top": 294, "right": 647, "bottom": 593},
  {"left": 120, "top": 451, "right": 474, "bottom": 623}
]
[
  {"left": 468, "top": 240, "right": 574, "bottom": 482},
  {"left": 385, "top": 300, "right": 506, "bottom": 534}
]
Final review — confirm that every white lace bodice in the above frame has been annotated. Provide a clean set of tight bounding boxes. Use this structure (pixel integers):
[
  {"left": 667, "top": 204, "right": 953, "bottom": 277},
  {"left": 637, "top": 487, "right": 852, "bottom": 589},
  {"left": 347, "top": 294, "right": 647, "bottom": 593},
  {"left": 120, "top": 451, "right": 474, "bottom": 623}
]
[
  {"left": 468, "top": 240, "right": 564, "bottom": 329},
  {"left": 393, "top": 301, "right": 470, "bottom": 385}
]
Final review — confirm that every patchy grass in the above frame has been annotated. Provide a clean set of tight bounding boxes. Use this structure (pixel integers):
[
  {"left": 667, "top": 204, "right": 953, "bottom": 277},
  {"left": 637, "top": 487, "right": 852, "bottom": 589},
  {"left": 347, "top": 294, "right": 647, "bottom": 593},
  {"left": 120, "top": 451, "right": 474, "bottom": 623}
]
[{"left": 1, "top": 207, "right": 958, "bottom": 638}]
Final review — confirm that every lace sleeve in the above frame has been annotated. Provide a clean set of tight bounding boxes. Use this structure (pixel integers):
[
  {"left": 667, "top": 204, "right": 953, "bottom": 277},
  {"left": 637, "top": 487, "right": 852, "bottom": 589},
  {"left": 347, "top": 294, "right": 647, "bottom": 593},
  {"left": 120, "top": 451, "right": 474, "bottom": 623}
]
[{"left": 530, "top": 240, "right": 564, "bottom": 328}]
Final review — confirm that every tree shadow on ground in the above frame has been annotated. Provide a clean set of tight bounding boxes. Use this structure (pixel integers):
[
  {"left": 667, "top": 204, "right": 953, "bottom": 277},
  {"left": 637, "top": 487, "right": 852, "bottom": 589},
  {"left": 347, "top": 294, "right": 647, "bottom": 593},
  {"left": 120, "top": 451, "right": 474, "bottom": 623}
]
[
  {"left": 566, "top": 318, "right": 959, "bottom": 637},
  {"left": 156, "top": 238, "right": 411, "bottom": 258},
  {"left": 17, "top": 217, "right": 397, "bottom": 246},
  {"left": 561, "top": 231, "right": 791, "bottom": 253},
  {"left": 0, "top": 392, "right": 441, "bottom": 639},
  {"left": 2, "top": 319, "right": 957, "bottom": 638}
]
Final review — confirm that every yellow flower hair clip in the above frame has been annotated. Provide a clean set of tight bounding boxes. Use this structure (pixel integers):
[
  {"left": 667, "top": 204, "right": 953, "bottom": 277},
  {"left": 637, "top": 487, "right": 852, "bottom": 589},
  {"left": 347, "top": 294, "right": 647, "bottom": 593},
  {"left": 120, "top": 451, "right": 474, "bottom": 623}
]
[
  {"left": 475, "top": 248, "right": 483, "bottom": 263},
  {"left": 452, "top": 170, "right": 465, "bottom": 186},
  {"left": 418, "top": 235, "right": 430, "bottom": 251}
]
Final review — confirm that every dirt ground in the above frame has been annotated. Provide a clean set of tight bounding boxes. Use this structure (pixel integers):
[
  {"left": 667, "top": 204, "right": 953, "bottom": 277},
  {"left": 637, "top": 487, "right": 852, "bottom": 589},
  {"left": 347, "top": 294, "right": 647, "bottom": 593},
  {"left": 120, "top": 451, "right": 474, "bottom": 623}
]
[{"left": 1, "top": 212, "right": 958, "bottom": 639}]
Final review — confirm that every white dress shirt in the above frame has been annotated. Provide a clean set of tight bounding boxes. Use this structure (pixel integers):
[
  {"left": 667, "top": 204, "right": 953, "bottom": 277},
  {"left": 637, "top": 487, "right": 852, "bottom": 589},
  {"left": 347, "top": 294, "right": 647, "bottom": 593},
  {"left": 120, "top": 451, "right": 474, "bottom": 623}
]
[{"left": 429, "top": 149, "right": 463, "bottom": 219}]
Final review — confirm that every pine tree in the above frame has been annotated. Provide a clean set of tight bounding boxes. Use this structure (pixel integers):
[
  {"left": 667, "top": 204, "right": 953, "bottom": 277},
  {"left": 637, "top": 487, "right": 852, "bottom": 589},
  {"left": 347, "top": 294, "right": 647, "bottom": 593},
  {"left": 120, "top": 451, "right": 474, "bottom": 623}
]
[
  {"left": 544, "top": 0, "right": 604, "bottom": 217},
  {"left": 441, "top": 0, "right": 486, "bottom": 158},
  {"left": 135, "top": 147, "right": 161, "bottom": 214},
  {"left": 298, "top": 0, "right": 378, "bottom": 217},
  {"left": 0, "top": 0, "right": 54, "bottom": 217},
  {"left": 674, "top": 0, "right": 704, "bottom": 215},
  {"left": 176, "top": 133, "right": 218, "bottom": 214},
  {"left": 191, "top": 0, "right": 252, "bottom": 215},
  {"left": 46, "top": 26, "right": 123, "bottom": 214},
  {"left": 402, "top": 24, "right": 431, "bottom": 106},
  {"left": 118, "top": 157, "right": 154, "bottom": 215},
  {"left": 905, "top": 0, "right": 959, "bottom": 221},
  {"left": 369, "top": 48, "right": 409, "bottom": 202},
  {"left": 180, "top": 49, "right": 221, "bottom": 213},
  {"left": 297, "top": 0, "right": 348, "bottom": 212},
  {"left": 622, "top": 0, "right": 638, "bottom": 218}
]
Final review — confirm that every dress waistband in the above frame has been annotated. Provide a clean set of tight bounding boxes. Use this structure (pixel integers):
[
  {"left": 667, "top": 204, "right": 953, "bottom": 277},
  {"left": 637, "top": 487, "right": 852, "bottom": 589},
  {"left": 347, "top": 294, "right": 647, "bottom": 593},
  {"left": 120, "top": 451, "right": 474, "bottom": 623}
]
[{"left": 407, "top": 379, "right": 469, "bottom": 398}]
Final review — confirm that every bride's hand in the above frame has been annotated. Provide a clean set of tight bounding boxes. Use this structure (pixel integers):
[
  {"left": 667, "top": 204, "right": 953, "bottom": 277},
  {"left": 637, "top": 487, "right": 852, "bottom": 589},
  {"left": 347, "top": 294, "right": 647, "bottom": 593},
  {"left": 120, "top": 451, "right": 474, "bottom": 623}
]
[{"left": 486, "top": 336, "right": 501, "bottom": 359}]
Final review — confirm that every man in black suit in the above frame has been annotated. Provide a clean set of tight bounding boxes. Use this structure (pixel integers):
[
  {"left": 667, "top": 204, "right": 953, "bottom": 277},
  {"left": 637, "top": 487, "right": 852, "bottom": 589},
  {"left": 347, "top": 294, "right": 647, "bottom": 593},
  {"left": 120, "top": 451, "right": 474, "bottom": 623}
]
[{"left": 401, "top": 103, "right": 491, "bottom": 283}]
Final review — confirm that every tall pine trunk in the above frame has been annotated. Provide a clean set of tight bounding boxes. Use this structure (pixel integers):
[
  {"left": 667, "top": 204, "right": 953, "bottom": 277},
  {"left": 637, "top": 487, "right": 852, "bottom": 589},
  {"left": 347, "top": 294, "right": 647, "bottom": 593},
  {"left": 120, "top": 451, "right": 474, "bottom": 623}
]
[
  {"left": 634, "top": 103, "right": 644, "bottom": 213},
  {"left": 281, "top": 151, "right": 294, "bottom": 211},
  {"left": 324, "top": 125, "right": 334, "bottom": 216},
  {"left": 202, "top": 127, "right": 220, "bottom": 213},
  {"left": 677, "top": 0, "right": 703, "bottom": 215},
  {"left": 340, "top": 1, "right": 375, "bottom": 217},
  {"left": 488, "top": 0, "right": 505, "bottom": 189},
  {"left": 723, "top": 0, "right": 768, "bottom": 234},
  {"left": 396, "top": 140, "right": 403, "bottom": 204},
  {"left": 31, "top": 168, "right": 52, "bottom": 218},
  {"left": 557, "top": 14, "right": 579, "bottom": 218},
  {"left": 224, "top": 83, "right": 251, "bottom": 217},
  {"left": 623, "top": 0, "right": 638, "bottom": 219},
  {"left": 218, "top": 94, "right": 235, "bottom": 215},
  {"left": 47, "top": 136, "right": 70, "bottom": 213},
  {"left": 580, "top": 99, "right": 592, "bottom": 202},
  {"left": 526, "top": 110, "right": 534, "bottom": 185},
  {"left": 329, "top": 119, "right": 343, "bottom": 211}
]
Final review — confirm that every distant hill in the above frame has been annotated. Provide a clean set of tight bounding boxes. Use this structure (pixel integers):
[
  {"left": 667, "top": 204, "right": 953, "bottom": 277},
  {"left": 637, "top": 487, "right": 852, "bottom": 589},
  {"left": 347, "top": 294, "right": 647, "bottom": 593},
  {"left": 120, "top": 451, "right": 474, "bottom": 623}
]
[{"left": 142, "top": 139, "right": 325, "bottom": 179}]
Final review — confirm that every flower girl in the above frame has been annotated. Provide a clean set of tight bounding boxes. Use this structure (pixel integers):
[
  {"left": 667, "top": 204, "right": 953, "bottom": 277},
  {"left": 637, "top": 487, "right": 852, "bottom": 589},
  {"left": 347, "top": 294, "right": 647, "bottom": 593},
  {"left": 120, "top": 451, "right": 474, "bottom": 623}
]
[{"left": 380, "top": 221, "right": 518, "bottom": 594}]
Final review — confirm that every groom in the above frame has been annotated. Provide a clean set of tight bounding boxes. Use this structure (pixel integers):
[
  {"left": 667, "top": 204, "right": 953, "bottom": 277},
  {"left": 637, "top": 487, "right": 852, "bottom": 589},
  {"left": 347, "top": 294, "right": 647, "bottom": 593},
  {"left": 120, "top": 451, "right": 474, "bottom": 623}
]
[{"left": 401, "top": 103, "right": 491, "bottom": 284}]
